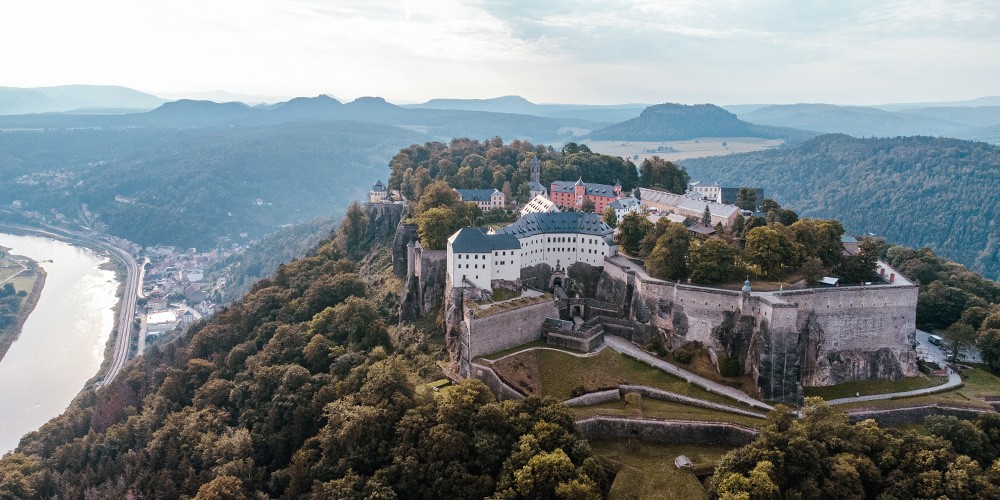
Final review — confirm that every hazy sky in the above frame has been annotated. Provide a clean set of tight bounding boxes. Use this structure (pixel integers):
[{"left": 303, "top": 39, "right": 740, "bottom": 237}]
[{"left": 2, "top": 0, "right": 997, "bottom": 104}]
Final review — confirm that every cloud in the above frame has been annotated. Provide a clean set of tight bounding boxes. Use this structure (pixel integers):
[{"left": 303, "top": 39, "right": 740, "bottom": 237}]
[{"left": 0, "top": 0, "right": 996, "bottom": 104}]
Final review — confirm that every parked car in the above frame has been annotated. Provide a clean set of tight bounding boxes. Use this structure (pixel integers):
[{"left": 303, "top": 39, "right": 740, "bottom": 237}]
[{"left": 928, "top": 334, "right": 943, "bottom": 346}]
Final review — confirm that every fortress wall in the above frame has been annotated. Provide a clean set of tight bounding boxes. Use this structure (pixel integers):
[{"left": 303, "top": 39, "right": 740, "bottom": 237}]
[
  {"left": 671, "top": 285, "right": 743, "bottom": 347},
  {"left": 789, "top": 285, "right": 919, "bottom": 386},
  {"left": 467, "top": 300, "right": 560, "bottom": 359},
  {"left": 845, "top": 405, "right": 991, "bottom": 426},
  {"left": 752, "top": 297, "right": 803, "bottom": 403},
  {"left": 575, "top": 416, "right": 758, "bottom": 446},
  {"left": 470, "top": 362, "right": 526, "bottom": 401}
]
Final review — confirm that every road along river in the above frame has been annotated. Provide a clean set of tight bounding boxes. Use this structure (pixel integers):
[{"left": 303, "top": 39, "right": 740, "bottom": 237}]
[{"left": 0, "top": 233, "right": 119, "bottom": 454}]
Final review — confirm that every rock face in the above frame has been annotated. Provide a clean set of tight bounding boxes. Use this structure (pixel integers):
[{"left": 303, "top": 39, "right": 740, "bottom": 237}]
[
  {"left": 365, "top": 202, "right": 406, "bottom": 249},
  {"left": 392, "top": 222, "right": 418, "bottom": 278},
  {"left": 398, "top": 241, "right": 447, "bottom": 324},
  {"left": 595, "top": 257, "right": 919, "bottom": 404}
]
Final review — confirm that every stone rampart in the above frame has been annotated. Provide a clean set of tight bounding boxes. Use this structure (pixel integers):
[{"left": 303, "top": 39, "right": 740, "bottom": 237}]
[
  {"left": 564, "top": 389, "right": 621, "bottom": 407},
  {"left": 596, "top": 257, "right": 919, "bottom": 404},
  {"left": 619, "top": 385, "right": 767, "bottom": 419},
  {"left": 466, "top": 300, "right": 559, "bottom": 359},
  {"left": 845, "top": 404, "right": 992, "bottom": 426},
  {"left": 470, "top": 362, "right": 525, "bottom": 400},
  {"left": 575, "top": 416, "right": 758, "bottom": 446},
  {"left": 547, "top": 325, "right": 604, "bottom": 352}
]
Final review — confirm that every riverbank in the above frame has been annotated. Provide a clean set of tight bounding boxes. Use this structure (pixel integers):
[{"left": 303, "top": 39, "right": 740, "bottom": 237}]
[{"left": 0, "top": 251, "right": 47, "bottom": 363}]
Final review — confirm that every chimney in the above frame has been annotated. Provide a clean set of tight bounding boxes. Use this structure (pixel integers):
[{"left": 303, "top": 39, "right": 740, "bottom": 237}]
[
  {"left": 880, "top": 268, "right": 885, "bottom": 277},
  {"left": 890, "top": 273, "right": 895, "bottom": 283}
]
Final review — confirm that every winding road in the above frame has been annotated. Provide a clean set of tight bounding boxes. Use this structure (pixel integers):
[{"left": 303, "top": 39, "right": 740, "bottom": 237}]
[{"left": 0, "top": 221, "right": 140, "bottom": 386}]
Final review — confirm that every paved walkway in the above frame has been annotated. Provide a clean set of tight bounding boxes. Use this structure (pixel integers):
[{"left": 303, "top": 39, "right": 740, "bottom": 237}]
[
  {"left": 603, "top": 336, "right": 774, "bottom": 411},
  {"left": 825, "top": 367, "right": 963, "bottom": 405}
]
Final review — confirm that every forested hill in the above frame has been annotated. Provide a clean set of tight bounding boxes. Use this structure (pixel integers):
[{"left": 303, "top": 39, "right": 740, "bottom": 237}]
[
  {"left": 0, "top": 204, "right": 611, "bottom": 498},
  {"left": 0, "top": 122, "right": 425, "bottom": 249},
  {"left": 588, "top": 102, "right": 815, "bottom": 142},
  {"left": 680, "top": 134, "right": 1000, "bottom": 279}
]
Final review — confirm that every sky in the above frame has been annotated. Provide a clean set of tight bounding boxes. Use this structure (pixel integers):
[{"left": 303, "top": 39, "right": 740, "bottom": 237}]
[{"left": 1, "top": 0, "right": 998, "bottom": 105}]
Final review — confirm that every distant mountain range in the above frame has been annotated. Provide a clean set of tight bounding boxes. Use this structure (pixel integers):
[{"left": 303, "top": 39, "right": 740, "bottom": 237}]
[
  {"left": 404, "top": 95, "right": 647, "bottom": 123},
  {"left": 735, "top": 103, "right": 1000, "bottom": 144},
  {"left": 0, "top": 85, "right": 165, "bottom": 114},
  {"left": 0, "top": 95, "right": 597, "bottom": 144},
  {"left": 587, "top": 103, "right": 815, "bottom": 142},
  {"left": 681, "top": 134, "right": 1000, "bottom": 279}
]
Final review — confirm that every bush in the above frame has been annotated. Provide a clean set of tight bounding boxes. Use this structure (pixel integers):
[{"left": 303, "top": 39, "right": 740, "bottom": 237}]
[
  {"left": 718, "top": 354, "right": 742, "bottom": 377},
  {"left": 674, "top": 350, "right": 693, "bottom": 364}
]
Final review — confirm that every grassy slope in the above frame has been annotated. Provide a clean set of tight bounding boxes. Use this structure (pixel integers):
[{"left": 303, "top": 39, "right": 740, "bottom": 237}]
[
  {"left": 592, "top": 440, "right": 733, "bottom": 500},
  {"left": 491, "top": 348, "right": 739, "bottom": 405}
]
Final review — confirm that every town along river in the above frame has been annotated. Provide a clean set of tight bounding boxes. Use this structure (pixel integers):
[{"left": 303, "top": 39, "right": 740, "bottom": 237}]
[{"left": 0, "top": 233, "right": 119, "bottom": 454}]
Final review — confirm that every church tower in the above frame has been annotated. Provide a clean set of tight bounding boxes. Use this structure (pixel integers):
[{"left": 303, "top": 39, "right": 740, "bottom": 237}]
[{"left": 530, "top": 156, "right": 540, "bottom": 184}]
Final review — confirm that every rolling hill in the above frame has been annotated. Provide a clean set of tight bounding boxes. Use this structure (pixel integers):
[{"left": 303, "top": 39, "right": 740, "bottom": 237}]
[
  {"left": 0, "top": 85, "right": 165, "bottom": 114},
  {"left": 588, "top": 103, "right": 815, "bottom": 142},
  {"left": 406, "top": 95, "right": 647, "bottom": 123},
  {"left": 737, "top": 103, "right": 1000, "bottom": 144},
  {"left": 680, "top": 134, "right": 1000, "bottom": 279}
]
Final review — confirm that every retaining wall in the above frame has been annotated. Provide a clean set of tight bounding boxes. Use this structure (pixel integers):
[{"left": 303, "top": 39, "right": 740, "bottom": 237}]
[
  {"left": 564, "top": 389, "right": 621, "bottom": 407},
  {"left": 575, "top": 416, "right": 758, "bottom": 446},
  {"left": 845, "top": 404, "right": 993, "bottom": 426},
  {"left": 619, "top": 385, "right": 767, "bottom": 419},
  {"left": 466, "top": 300, "right": 559, "bottom": 359}
]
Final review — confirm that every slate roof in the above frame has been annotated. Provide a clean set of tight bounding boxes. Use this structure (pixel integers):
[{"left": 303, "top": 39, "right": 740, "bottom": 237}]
[
  {"left": 455, "top": 188, "right": 501, "bottom": 202},
  {"left": 371, "top": 179, "right": 387, "bottom": 192},
  {"left": 527, "top": 181, "right": 547, "bottom": 192},
  {"left": 498, "top": 212, "right": 615, "bottom": 245},
  {"left": 638, "top": 187, "right": 740, "bottom": 218},
  {"left": 609, "top": 197, "right": 640, "bottom": 211},
  {"left": 450, "top": 227, "right": 520, "bottom": 254},
  {"left": 550, "top": 179, "right": 619, "bottom": 197}
]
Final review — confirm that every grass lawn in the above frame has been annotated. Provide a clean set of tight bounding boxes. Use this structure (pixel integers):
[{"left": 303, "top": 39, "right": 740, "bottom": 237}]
[
  {"left": 473, "top": 294, "right": 551, "bottom": 318},
  {"left": 835, "top": 365, "right": 1000, "bottom": 412},
  {"left": 488, "top": 287, "right": 520, "bottom": 302},
  {"left": 491, "top": 348, "right": 741, "bottom": 405},
  {"left": 572, "top": 398, "right": 765, "bottom": 428},
  {"left": 805, "top": 374, "right": 947, "bottom": 400},
  {"left": 592, "top": 440, "right": 734, "bottom": 500}
]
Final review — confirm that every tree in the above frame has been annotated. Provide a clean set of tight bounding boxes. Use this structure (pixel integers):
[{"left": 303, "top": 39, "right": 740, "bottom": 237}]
[
  {"left": 744, "top": 226, "right": 794, "bottom": 279},
  {"left": 801, "top": 257, "right": 825, "bottom": 286},
  {"left": 601, "top": 207, "right": 617, "bottom": 228},
  {"left": 337, "top": 202, "right": 369, "bottom": 260},
  {"left": 735, "top": 187, "right": 757, "bottom": 211},
  {"left": 689, "top": 239, "right": 737, "bottom": 284},
  {"left": 638, "top": 156, "right": 690, "bottom": 194},
  {"left": 977, "top": 328, "right": 1000, "bottom": 373},
  {"left": 837, "top": 237, "right": 881, "bottom": 284},
  {"left": 943, "top": 322, "right": 976, "bottom": 363},
  {"left": 646, "top": 223, "right": 690, "bottom": 281},
  {"left": 701, "top": 205, "right": 712, "bottom": 226},
  {"left": 616, "top": 212, "right": 651, "bottom": 256},
  {"left": 417, "top": 207, "right": 456, "bottom": 250},
  {"left": 581, "top": 199, "right": 596, "bottom": 213}
]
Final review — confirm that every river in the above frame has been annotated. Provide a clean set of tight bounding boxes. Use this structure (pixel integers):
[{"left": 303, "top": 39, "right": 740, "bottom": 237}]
[{"left": 0, "top": 233, "right": 120, "bottom": 454}]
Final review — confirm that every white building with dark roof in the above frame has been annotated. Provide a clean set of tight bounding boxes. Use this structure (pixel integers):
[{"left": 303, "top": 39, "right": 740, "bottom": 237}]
[
  {"left": 608, "top": 196, "right": 641, "bottom": 219},
  {"left": 447, "top": 228, "right": 522, "bottom": 290},
  {"left": 455, "top": 188, "right": 505, "bottom": 211},
  {"left": 369, "top": 179, "right": 388, "bottom": 203},
  {"left": 446, "top": 212, "right": 617, "bottom": 291}
]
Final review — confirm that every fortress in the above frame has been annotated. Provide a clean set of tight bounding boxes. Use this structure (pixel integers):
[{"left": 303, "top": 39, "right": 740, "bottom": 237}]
[{"left": 390, "top": 199, "right": 920, "bottom": 405}]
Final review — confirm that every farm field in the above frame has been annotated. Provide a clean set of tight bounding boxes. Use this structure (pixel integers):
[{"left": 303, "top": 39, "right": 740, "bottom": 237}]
[{"left": 583, "top": 137, "right": 783, "bottom": 164}]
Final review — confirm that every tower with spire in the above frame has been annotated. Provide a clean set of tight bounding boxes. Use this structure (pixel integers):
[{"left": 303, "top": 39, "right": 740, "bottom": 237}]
[{"left": 527, "top": 156, "right": 547, "bottom": 198}]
